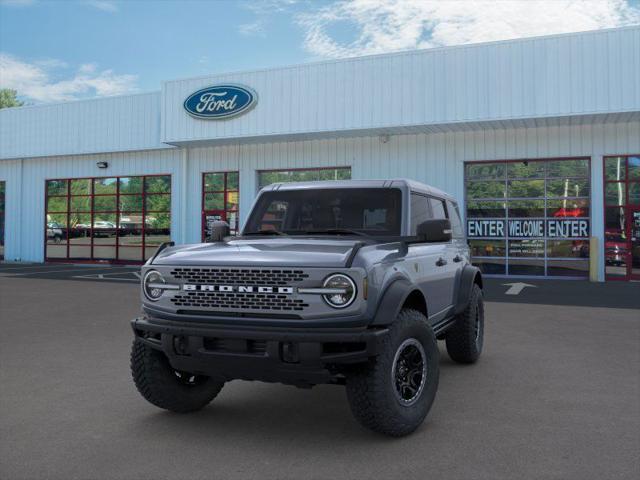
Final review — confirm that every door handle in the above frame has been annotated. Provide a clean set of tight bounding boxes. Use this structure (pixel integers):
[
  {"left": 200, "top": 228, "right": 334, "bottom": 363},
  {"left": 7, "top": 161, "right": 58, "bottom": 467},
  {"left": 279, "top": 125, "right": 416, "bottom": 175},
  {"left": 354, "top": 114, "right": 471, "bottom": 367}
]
[
  {"left": 436, "top": 257, "right": 447, "bottom": 267},
  {"left": 453, "top": 255, "right": 463, "bottom": 263}
]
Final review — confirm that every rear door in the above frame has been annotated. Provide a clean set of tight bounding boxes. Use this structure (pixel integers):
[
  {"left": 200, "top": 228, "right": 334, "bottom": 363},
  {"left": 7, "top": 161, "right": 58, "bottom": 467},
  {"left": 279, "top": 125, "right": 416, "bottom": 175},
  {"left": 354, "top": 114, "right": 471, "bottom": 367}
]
[
  {"left": 428, "top": 197, "right": 459, "bottom": 313},
  {"left": 406, "top": 193, "right": 453, "bottom": 320}
]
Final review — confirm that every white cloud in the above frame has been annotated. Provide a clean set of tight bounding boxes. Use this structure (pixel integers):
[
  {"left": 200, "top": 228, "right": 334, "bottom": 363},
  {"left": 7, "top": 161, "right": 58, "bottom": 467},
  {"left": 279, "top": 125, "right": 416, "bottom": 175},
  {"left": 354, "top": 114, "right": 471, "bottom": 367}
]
[
  {"left": 83, "top": 0, "right": 118, "bottom": 13},
  {"left": 297, "top": 0, "right": 640, "bottom": 58},
  {"left": 238, "top": 19, "right": 267, "bottom": 36},
  {"left": 0, "top": 53, "right": 138, "bottom": 103}
]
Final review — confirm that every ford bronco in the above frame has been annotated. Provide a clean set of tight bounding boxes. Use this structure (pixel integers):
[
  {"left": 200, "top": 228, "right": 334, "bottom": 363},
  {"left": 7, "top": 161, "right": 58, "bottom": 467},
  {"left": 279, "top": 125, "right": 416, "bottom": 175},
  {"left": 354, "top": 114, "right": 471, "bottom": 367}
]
[{"left": 130, "top": 179, "right": 484, "bottom": 436}]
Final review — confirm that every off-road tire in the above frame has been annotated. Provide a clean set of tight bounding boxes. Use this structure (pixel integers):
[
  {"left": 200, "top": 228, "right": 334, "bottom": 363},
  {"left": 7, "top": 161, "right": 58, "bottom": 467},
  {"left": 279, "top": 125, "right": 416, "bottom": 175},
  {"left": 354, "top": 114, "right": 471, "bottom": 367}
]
[
  {"left": 131, "top": 340, "right": 224, "bottom": 413},
  {"left": 345, "top": 309, "right": 439, "bottom": 437},
  {"left": 445, "top": 284, "right": 484, "bottom": 364}
]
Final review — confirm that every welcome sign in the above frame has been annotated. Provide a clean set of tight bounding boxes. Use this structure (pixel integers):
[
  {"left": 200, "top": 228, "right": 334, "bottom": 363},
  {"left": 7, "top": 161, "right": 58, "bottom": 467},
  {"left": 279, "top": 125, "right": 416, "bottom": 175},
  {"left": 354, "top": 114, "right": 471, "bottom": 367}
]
[
  {"left": 184, "top": 84, "right": 257, "bottom": 119},
  {"left": 467, "top": 219, "right": 589, "bottom": 239}
]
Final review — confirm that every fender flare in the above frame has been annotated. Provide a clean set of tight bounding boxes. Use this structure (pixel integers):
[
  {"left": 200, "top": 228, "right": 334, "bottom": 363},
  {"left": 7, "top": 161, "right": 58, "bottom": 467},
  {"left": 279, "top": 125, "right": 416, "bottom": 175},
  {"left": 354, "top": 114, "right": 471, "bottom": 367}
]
[
  {"left": 454, "top": 265, "right": 482, "bottom": 315},
  {"left": 371, "top": 278, "right": 420, "bottom": 326}
]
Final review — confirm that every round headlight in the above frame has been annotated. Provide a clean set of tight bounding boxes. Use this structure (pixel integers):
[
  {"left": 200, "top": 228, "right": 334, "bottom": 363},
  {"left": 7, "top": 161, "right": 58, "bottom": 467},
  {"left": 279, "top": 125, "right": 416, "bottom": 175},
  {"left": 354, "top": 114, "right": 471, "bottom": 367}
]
[
  {"left": 143, "top": 270, "right": 165, "bottom": 301},
  {"left": 322, "top": 274, "right": 357, "bottom": 308}
]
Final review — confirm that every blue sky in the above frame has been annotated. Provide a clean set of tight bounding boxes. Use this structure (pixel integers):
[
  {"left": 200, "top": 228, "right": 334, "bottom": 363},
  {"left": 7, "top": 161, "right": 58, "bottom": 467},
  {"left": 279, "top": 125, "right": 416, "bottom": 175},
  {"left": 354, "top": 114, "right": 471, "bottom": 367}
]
[{"left": 1, "top": 0, "right": 639, "bottom": 104}]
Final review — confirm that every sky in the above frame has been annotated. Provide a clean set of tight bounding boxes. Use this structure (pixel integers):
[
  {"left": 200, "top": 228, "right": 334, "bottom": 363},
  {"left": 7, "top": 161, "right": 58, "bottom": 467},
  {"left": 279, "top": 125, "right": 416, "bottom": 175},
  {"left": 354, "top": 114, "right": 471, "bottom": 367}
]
[{"left": 1, "top": 0, "right": 639, "bottom": 104}]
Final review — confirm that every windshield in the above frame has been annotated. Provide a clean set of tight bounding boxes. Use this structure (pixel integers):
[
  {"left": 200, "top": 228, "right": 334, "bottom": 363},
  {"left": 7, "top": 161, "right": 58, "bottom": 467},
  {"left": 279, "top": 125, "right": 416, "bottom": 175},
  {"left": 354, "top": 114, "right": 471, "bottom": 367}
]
[{"left": 244, "top": 188, "right": 402, "bottom": 236}]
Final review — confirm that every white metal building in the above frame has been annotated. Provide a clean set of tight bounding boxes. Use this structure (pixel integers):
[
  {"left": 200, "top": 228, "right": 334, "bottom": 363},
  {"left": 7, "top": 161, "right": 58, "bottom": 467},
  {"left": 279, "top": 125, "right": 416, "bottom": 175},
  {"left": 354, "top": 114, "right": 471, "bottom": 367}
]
[{"left": 1, "top": 26, "right": 639, "bottom": 281}]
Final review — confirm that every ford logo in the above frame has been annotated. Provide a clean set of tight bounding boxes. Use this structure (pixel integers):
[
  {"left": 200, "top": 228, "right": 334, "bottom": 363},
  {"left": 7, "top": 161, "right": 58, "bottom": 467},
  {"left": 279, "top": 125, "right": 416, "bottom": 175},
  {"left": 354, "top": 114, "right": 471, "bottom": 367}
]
[{"left": 183, "top": 84, "right": 257, "bottom": 119}]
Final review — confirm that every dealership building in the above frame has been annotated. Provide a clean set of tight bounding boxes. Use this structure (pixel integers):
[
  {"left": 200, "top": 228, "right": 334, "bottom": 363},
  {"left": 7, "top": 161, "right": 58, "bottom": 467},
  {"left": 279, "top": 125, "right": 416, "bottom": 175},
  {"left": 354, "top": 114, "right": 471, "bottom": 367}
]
[{"left": 1, "top": 26, "right": 639, "bottom": 281}]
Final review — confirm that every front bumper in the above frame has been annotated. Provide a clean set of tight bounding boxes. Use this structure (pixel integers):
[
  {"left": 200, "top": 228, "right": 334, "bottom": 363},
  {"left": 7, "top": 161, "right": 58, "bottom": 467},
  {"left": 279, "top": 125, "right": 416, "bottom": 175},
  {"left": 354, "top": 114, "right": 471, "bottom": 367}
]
[{"left": 131, "top": 316, "right": 388, "bottom": 386}]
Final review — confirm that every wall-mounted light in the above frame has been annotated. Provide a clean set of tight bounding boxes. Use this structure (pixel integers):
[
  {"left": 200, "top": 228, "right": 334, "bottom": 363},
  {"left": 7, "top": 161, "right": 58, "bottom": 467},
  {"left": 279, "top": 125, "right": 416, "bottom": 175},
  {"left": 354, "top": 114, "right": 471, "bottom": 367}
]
[{"left": 96, "top": 161, "right": 108, "bottom": 169}]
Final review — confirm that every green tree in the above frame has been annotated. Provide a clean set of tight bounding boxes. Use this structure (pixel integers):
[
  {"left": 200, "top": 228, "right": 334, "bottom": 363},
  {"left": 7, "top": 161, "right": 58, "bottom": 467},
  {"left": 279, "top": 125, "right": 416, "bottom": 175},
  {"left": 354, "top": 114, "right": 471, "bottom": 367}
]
[{"left": 0, "top": 89, "right": 24, "bottom": 109}]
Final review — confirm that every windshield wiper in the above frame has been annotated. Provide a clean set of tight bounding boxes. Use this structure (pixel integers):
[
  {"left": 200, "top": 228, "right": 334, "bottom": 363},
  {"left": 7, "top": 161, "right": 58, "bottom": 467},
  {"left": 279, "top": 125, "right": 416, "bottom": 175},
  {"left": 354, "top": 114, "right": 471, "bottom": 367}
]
[
  {"left": 243, "top": 229, "right": 288, "bottom": 236},
  {"left": 300, "top": 228, "right": 369, "bottom": 237}
]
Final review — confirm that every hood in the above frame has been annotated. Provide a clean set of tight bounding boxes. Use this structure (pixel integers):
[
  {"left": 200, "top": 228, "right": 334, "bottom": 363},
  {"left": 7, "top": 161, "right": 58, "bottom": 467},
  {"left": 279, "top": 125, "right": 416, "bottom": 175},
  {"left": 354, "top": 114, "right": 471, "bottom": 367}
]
[{"left": 150, "top": 238, "right": 363, "bottom": 268}]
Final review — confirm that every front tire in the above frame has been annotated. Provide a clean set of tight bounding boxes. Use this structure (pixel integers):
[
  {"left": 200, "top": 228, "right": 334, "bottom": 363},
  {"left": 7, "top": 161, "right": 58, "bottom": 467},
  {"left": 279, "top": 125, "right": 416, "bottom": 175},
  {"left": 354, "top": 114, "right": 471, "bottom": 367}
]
[
  {"left": 345, "top": 309, "right": 439, "bottom": 437},
  {"left": 445, "top": 283, "right": 484, "bottom": 364},
  {"left": 131, "top": 340, "right": 224, "bottom": 413}
]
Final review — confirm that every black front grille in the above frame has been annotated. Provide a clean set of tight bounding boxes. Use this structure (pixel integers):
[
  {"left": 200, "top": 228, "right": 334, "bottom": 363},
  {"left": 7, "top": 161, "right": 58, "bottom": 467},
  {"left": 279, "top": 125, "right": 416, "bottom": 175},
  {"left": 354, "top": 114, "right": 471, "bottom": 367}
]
[
  {"left": 170, "top": 268, "right": 309, "bottom": 285},
  {"left": 171, "top": 291, "right": 309, "bottom": 311}
]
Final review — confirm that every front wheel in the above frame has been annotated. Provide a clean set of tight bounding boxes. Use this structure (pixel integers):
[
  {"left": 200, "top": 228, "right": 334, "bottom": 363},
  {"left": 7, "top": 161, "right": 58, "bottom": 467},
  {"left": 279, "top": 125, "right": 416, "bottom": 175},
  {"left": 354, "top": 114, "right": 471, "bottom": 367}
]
[
  {"left": 345, "top": 309, "right": 439, "bottom": 437},
  {"left": 131, "top": 340, "right": 225, "bottom": 413}
]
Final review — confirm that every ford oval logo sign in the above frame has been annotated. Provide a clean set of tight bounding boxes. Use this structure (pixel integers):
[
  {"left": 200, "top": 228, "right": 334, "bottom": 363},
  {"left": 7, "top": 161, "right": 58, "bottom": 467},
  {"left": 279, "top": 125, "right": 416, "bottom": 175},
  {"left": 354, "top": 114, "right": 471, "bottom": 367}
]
[{"left": 183, "top": 84, "right": 257, "bottom": 119}]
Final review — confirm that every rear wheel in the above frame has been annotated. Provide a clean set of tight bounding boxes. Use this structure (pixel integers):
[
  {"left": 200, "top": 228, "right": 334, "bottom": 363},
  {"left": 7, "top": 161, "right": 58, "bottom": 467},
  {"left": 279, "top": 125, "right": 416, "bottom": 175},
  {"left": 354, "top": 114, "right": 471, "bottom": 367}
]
[
  {"left": 345, "top": 309, "right": 439, "bottom": 437},
  {"left": 131, "top": 340, "right": 224, "bottom": 413},
  {"left": 445, "top": 283, "right": 484, "bottom": 364}
]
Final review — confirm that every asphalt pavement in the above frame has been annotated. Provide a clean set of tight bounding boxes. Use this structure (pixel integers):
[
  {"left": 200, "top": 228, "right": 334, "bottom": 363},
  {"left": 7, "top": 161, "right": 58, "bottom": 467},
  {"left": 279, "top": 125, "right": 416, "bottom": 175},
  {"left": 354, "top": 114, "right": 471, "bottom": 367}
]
[{"left": 0, "top": 267, "right": 639, "bottom": 480}]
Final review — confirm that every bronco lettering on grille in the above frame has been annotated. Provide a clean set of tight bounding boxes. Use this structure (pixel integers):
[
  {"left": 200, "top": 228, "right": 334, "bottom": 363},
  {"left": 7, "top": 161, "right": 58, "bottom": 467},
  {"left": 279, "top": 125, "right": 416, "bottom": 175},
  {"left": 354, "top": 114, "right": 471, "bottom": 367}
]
[{"left": 182, "top": 285, "right": 294, "bottom": 294}]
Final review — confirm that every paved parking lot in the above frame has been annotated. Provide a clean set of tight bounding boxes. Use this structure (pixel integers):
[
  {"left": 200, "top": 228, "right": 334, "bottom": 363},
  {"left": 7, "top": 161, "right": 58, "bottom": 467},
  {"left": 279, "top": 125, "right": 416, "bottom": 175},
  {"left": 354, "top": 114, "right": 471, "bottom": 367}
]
[{"left": 0, "top": 264, "right": 639, "bottom": 480}]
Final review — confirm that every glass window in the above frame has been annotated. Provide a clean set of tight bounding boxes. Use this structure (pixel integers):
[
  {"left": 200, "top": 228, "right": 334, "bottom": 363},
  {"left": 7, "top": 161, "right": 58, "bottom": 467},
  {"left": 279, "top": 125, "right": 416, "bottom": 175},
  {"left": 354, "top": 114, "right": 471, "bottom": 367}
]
[
  {"left": 119, "top": 177, "right": 143, "bottom": 194},
  {"left": 47, "top": 180, "right": 67, "bottom": 196},
  {"left": 465, "top": 163, "right": 505, "bottom": 180},
  {"left": 547, "top": 240, "right": 590, "bottom": 258},
  {"left": 547, "top": 260, "right": 589, "bottom": 277},
  {"left": 94, "top": 195, "right": 117, "bottom": 212},
  {"left": 204, "top": 193, "right": 224, "bottom": 210},
  {"left": 605, "top": 183, "right": 625, "bottom": 205},
  {"left": 45, "top": 175, "right": 171, "bottom": 263},
  {"left": 145, "top": 176, "right": 171, "bottom": 194},
  {"left": 410, "top": 193, "right": 430, "bottom": 234},
  {"left": 466, "top": 181, "right": 505, "bottom": 199},
  {"left": 508, "top": 240, "right": 545, "bottom": 257},
  {"left": 429, "top": 198, "right": 447, "bottom": 220},
  {"left": 507, "top": 161, "right": 545, "bottom": 179},
  {"left": 258, "top": 167, "right": 351, "bottom": 189},
  {"left": 466, "top": 201, "right": 505, "bottom": 218},
  {"left": 70, "top": 179, "right": 91, "bottom": 195},
  {"left": 204, "top": 173, "right": 225, "bottom": 191},
  {"left": 629, "top": 183, "right": 640, "bottom": 205},
  {"left": 94, "top": 178, "right": 117, "bottom": 195},
  {"left": 469, "top": 240, "right": 506, "bottom": 257},
  {"left": 546, "top": 179, "right": 590, "bottom": 198},
  {"left": 547, "top": 159, "right": 589, "bottom": 178},
  {"left": 508, "top": 200, "right": 545, "bottom": 218},
  {"left": 507, "top": 180, "right": 544, "bottom": 198},
  {"left": 465, "top": 158, "right": 591, "bottom": 278},
  {"left": 46, "top": 196, "right": 68, "bottom": 213},
  {"left": 604, "top": 157, "right": 626, "bottom": 181},
  {"left": 245, "top": 188, "right": 402, "bottom": 236},
  {"left": 629, "top": 156, "right": 640, "bottom": 180},
  {"left": 547, "top": 199, "right": 589, "bottom": 218}
]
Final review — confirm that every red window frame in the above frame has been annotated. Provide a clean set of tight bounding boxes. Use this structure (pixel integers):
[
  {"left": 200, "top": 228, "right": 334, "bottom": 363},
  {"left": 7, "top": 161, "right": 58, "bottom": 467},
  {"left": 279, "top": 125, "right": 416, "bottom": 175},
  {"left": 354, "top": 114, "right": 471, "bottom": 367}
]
[
  {"left": 603, "top": 154, "right": 640, "bottom": 281},
  {"left": 201, "top": 171, "right": 239, "bottom": 241},
  {"left": 44, "top": 174, "right": 171, "bottom": 264}
]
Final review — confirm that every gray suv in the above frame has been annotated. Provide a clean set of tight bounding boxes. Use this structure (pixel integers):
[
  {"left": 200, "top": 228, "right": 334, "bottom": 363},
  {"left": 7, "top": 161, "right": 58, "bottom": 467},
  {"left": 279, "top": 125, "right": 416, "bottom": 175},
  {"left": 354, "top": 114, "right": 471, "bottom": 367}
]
[{"left": 130, "top": 179, "right": 484, "bottom": 436}]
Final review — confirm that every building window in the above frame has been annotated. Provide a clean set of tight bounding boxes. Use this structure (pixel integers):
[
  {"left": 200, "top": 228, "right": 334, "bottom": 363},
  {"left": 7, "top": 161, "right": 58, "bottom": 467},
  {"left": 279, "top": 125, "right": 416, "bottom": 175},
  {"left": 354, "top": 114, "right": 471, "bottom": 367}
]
[
  {"left": 465, "top": 158, "right": 591, "bottom": 277},
  {"left": 603, "top": 155, "right": 640, "bottom": 280},
  {"left": 0, "top": 181, "right": 5, "bottom": 260},
  {"left": 45, "top": 175, "right": 171, "bottom": 263},
  {"left": 202, "top": 171, "right": 239, "bottom": 239},
  {"left": 257, "top": 167, "right": 351, "bottom": 190}
]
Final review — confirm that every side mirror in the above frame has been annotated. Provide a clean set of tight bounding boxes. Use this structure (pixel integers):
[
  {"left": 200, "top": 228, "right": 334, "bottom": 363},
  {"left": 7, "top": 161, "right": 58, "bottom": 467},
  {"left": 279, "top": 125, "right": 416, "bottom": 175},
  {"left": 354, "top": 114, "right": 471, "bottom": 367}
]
[
  {"left": 207, "top": 220, "right": 230, "bottom": 242},
  {"left": 416, "top": 219, "right": 452, "bottom": 243}
]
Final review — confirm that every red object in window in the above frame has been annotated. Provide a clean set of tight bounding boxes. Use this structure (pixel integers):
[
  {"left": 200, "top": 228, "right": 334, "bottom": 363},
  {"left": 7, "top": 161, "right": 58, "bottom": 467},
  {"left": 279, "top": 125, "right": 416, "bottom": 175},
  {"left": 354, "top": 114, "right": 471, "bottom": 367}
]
[{"left": 553, "top": 207, "right": 585, "bottom": 217}]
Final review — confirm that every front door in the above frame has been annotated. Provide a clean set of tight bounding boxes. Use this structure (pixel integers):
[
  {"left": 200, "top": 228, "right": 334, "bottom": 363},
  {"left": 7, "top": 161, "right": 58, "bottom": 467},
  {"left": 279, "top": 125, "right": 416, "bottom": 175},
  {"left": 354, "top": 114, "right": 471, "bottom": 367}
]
[{"left": 630, "top": 208, "right": 640, "bottom": 280}]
